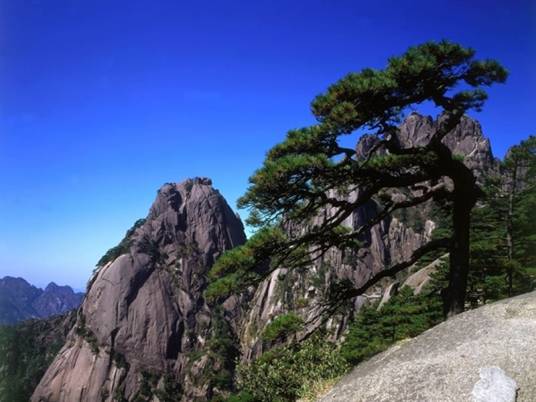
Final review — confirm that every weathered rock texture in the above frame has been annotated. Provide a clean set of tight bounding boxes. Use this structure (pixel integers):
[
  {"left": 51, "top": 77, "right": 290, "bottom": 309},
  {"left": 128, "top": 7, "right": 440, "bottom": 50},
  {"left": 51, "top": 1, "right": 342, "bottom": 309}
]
[
  {"left": 31, "top": 178, "right": 246, "bottom": 402},
  {"left": 319, "top": 291, "right": 536, "bottom": 402},
  {"left": 471, "top": 367, "right": 517, "bottom": 402},
  {"left": 399, "top": 113, "right": 498, "bottom": 180},
  {"left": 402, "top": 254, "right": 448, "bottom": 295},
  {"left": 357, "top": 113, "right": 497, "bottom": 180}
]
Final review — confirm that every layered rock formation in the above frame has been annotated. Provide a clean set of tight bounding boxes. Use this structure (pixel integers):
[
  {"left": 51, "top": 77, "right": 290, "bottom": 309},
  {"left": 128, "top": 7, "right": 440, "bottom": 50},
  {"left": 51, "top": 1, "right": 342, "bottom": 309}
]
[
  {"left": 0, "top": 277, "right": 83, "bottom": 325},
  {"left": 320, "top": 291, "right": 536, "bottom": 402},
  {"left": 32, "top": 178, "right": 246, "bottom": 402}
]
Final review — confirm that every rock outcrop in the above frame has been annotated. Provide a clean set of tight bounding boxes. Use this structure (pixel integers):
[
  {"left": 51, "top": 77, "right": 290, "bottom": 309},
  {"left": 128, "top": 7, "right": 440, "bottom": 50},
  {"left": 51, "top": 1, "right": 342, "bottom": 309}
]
[
  {"left": 357, "top": 113, "right": 498, "bottom": 181},
  {"left": 319, "top": 291, "right": 536, "bottom": 402},
  {"left": 0, "top": 277, "right": 83, "bottom": 325},
  {"left": 401, "top": 254, "right": 448, "bottom": 295},
  {"left": 399, "top": 113, "right": 498, "bottom": 179},
  {"left": 31, "top": 178, "right": 246, "bottom": 402}
]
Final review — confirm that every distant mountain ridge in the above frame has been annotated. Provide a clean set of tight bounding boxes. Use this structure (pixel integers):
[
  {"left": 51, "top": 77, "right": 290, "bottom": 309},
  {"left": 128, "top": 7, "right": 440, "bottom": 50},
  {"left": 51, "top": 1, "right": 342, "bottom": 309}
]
[{"left": 0, "top": 276, "right": 83, "bottom": 325}]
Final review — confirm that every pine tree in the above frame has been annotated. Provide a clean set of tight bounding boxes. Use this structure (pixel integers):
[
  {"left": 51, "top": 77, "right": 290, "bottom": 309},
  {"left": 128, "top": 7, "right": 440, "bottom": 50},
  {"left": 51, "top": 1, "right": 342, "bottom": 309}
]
[
  {"left": 340, "top": 287, "right": 443, "bottom": 365},
  {"left": 462, "top": 136, "right": 536, "bottom": 304},
  {"left": 503, "top": 136, "right": 536, "bottom": 294},
  {"left": 467, "top": 181, "right": 509, "bottom": 304},
  {"left": 206, "top": 40, "right": 507, "bottom": 318}
]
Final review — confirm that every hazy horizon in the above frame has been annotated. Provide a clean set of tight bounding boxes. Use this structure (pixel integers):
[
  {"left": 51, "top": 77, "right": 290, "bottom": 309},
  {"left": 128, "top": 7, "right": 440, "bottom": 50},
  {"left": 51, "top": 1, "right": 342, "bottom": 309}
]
[{"left": 1, "top": 0, "right": 534, "bottom": 289}]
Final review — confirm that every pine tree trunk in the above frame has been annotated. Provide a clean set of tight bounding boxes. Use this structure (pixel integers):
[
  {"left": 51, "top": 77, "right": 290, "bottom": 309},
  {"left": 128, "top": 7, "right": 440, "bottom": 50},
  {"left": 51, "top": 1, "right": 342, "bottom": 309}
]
[
  {"left": 431, "top": 137, "right": 478, "bottom": 318},
  {"left": 444, "top": 197, "right": 472, "bottom": 317}
]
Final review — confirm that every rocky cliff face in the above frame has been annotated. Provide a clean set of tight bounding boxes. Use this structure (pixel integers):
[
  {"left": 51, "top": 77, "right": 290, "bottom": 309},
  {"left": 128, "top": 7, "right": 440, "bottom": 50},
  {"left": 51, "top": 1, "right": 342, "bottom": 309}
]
[
  {"left": 237, "top": 112, "right": 497, "bottom": 360},
  {"left": 31, "top": 178, "right": 246, "bottom": 402},
  {"left": 238, "top": 202, "right": 434, "bottom": 360},
  {"left": 0, "top": 277, "right": 83, "bottom": 325}
]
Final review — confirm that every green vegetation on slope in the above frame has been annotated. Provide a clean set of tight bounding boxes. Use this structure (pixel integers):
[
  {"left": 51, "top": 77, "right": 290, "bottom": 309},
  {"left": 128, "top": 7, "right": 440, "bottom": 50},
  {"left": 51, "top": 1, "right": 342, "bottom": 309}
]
[
  {"left": 0, "top": 312, "right": 76, "bottom": 402},
  {"left": 340, "top": 287, "right": 443, "bottom": 365},
  {"left": 96, "top": 218, "right": 146, "bottom": 267},
  {"left": 466, "top": 136, "right": 536, "bottom": 304},
  {"left": 229, "top": 335, "right": 348, "bottom": 402},
  {"left": 261, "top": 313, "right": 304, "bottom": 342},
  {"left": 226, "top": 286, "right": 444, "bottom": 402}
]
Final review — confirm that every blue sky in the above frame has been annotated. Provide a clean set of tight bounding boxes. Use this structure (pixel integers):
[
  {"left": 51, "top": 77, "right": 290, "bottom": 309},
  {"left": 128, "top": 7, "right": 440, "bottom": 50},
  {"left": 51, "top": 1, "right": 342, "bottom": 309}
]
[{"left": 0, "top": 0, "right": 534, "bottom": 290}]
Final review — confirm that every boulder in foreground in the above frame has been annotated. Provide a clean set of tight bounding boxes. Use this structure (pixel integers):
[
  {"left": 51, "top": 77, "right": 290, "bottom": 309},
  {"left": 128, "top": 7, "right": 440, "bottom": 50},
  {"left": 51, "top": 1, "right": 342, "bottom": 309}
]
[{"left": 320, "top": 291, "right": 536, "bottom": 402}]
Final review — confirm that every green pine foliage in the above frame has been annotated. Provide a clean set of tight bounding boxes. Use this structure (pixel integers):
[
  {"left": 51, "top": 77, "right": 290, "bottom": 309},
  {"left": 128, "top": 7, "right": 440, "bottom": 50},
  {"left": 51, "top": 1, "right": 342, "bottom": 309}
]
[
  {"left": 510, "top": 137, "right": 536, "bottom": 278},
  {"left": 261, "top": 313, "right": 304, "bottom": 342},
  {"left": 467, "top": 185, "right": 510, "bottom": 304},
  {"left": 340, "top": 287, "right": 443, "bottom": 365},
  {"left": 514, "top": 185, "right": 536, "bottom": 275},
  {"left": 230, "top": 287, "right": 444, "bottom": 402},
  {"left": 184, "top": 307, "right": 241, "bottom": 401},
  {"left": 0, "top": 313, "right": 76, "bottom": 402},
  {"left": 96, "top": 218, "right": 146, "bottom": 267},
  {"left": 466, "top": 136, "right": 536, "bottom": 304},
  {"left": 232, "top": 335, "right": 349, "bottom": 402},
  {"left": 205, "top": 227, "right": 297, "bottom": 302},
  {"left": 205, "top": 309, "right": 240, "bottom": 391}
]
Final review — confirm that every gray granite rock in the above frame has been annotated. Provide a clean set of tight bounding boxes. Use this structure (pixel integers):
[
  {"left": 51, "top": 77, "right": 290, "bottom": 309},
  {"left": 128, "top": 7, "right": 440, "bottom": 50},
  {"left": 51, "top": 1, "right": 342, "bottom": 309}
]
[
  {"left": 357, "top": 112, "right": 498, "bottom": 181},
  {"left": 319, "top": 291, "right": 536, "bottom": 402},
  {"left": 402, "top": 255, "right": 448, "bottom": 295},
  {"left": 398, "top": 112, "right": 498, "bottom": 180},
  {"left": 471, "top": 367, "right": 517, "bottom": 402}
]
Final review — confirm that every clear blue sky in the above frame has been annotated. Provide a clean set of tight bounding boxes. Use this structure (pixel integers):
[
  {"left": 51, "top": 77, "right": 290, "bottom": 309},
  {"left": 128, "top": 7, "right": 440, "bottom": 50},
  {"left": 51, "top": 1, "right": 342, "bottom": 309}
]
[{"left": 0, "top": 0, "right": 534, "bottom": 290}]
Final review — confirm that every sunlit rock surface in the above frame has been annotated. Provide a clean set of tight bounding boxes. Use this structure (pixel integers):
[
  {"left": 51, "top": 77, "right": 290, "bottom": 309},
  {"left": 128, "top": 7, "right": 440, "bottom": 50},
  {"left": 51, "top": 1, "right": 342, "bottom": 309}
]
[{"left": 320, "top": 291, "right": 536, "bottom": 402}]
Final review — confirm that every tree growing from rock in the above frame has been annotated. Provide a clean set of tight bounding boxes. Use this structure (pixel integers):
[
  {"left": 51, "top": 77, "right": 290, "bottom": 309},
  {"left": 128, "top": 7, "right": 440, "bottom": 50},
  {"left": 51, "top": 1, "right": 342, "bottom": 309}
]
[{"left": 206, "top": 40, "right": 507, "bottom": 317}]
